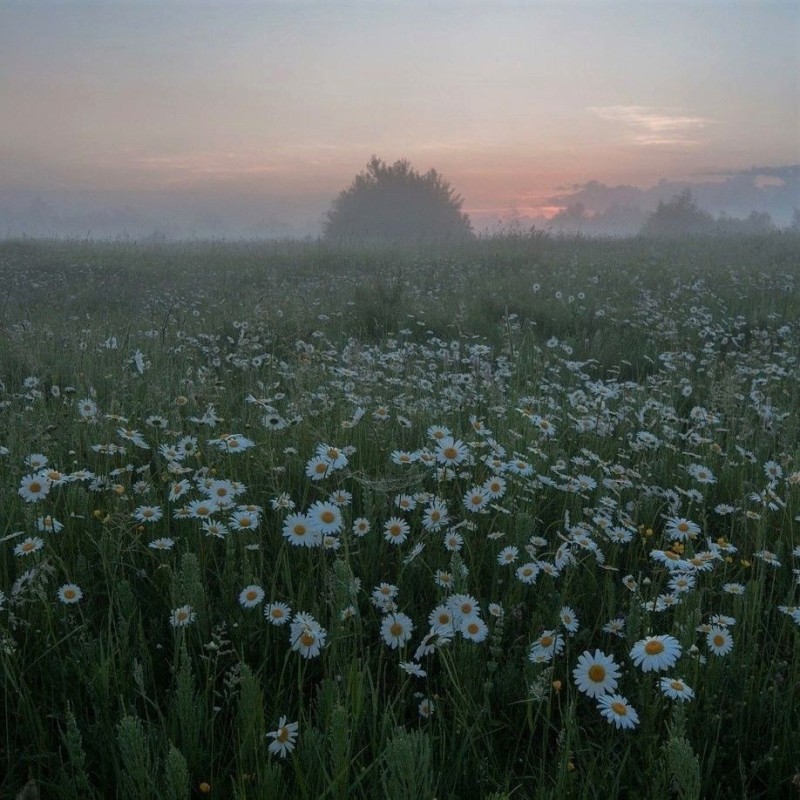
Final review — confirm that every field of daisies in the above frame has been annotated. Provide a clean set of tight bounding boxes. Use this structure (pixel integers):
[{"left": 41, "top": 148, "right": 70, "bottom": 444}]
[{"left": 1, "top": 233, "right": 798, "bottom": 798}]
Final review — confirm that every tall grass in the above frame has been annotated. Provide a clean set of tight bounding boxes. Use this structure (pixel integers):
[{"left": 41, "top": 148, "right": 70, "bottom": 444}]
[{"left": 1, "top": 233, "right": 798, "bottom": 798}]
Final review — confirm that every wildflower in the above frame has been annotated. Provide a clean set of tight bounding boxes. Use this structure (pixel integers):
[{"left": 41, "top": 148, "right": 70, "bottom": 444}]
[
  {"left": 597, "top": 694, "right": 639, "bottom": 730},
  {"left": 559, "top": 606, "right": 579, "bottom": 634},
  {"left": 443, "top": 530, "right": 464, "bottom": 552},
  {"left": 35, "top": 515, "right": 63, "bottom": 533},
  {"left": 308, "top": 501, "right": 342, "bottom": 535},
  {"left": 264, "top": 602, "right": 292, "bottom": 625},
  {"left": 629, "top": 634, "right": 681, "bottom": 672},
  {"left": 659, "top": 677, "right": 695, "bottom": 702},
  {"left": 483, "top": 475, "right": 507, "bottom": 499},
  {"left": 230, "top": 509, "right": 259, "bottom": 531},
  {"left": 187, "top": 499, "right": 217, "bottom": 519},
  {"left": 687, "top": 464, "right": 716, "bottom": 484},
  {"left": 428, "top": 604, "right": 455, "bottom": 635},
  {"left": 383, "top": 517, "right": 410, "bottom": 545},
  {"left": 664, "top": 517, "right": 700, "bottom": 541},
  {"left": 380, "top": 612, "right": 414, "bottom": 649},
  {"left": 529, "top": 630, "right": 565, "bottom": 663},
  {"left": 305, "top": 456, "right": 331, "bottom": 481},
  {"left": 282, "top": 513, "right": 320, "bottom": 548},
  {"left": 603, "top": 617, "right": 626, "bottom": 637},
  {"left": 149, "top": 537, "right": 175, "bottom": 551},
  {"left": 399, "top": 661, "right": 427, "bottom": 678},
  {"left": 435, "top": 437, "right": 469, "bottom": 466},
  {"left": 133, "top": 505, "right": 163, "bottom": 524},
  {"left": 463, "top": 486, "right": 491, "bottom": 513},
  {"left": 18, "top": 474, "right": 51, "bottom": 503},
  {"left": 290, "top": 613, "right": 326, "bottom": 658},
  {"left": 239, "top": 585, "right": 265, "bottom": 609},
  {"left": 516, "top": 562, "right": 539, "bottom": 585},
  {"left": 266, "top": 716, "right": 298, "bottom": 758},
  {"left": 317, "top": 443, "right": 347, "bottom": 470},
  {"left": 722, "top": 582, "right": 745, "bottom": 595},
  {"left": 422, "top": 500, "right": 449, "bottom": 531},
  {"left": 573, "top": 650, "right": 621, "bottom": 698},
  {"left": 497, "top": 546, "right": 519, "bottom": 565},
  {"left": 418, "top": 698, "right": 435, "bottom": 718},
  {"left": 706, "top": 626, "right": 733, "bottom": 656},
  {"left": 459, "top": 617, "right": 489, "bottom": 642},
  {"left": 14, "top": 537, "right": 45, "bottom": 557},
  {"left": 57, "top": 583, "right": 83, "bottom": 604},
  {"left": 449, "top": 593, "right": 481, "bottom": 624},
  {"left": 352, "top": 517, "right": 371, "bottom": 537},
  {"left": 170, "top": 605, "right": 196, "bottom": 628}
]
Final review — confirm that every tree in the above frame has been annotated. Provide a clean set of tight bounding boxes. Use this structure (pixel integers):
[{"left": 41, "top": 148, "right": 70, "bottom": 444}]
[
  {"left": 641, "top": 189, "right": 715, "bottom": 237},
  {"left": 324, "top": 156, "right": 473, "bottom": 242}
]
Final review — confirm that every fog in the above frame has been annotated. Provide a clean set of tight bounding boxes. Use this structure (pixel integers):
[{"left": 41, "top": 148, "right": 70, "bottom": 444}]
[{"left": 1, "top": 164, "right": 797, "bottom": 240}]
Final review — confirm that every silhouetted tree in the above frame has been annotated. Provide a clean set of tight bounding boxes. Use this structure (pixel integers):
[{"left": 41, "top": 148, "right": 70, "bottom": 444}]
[
  {"left": 641, "top": 189, "right": 715, "bottom": 237},
  {"left": 324, "top": 156, "right": 473, "bottom": 242}
]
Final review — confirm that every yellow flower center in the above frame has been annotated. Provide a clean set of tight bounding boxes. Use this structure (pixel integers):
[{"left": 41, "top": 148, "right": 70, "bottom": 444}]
[
  {"left": 63, "top": 589, "right": 76, "bottom": 599},
  {"left": 670, "top": 680, "right": 684, "bottom": 691},
  {"left": 271, "top": 609, "right": 284, "bottom": 619},
  {"left": 293, "top": 525, "right": 307, "bottom": 536},
  {"left": 644, "top": 640, "right": 665, "bottom": 655},
  {"left": 390, "top": 623, "right": 404, "bottom": 637},
  {"left": 277, "top": 727, "right": 289, "bottom": 743},
  {"left": 540, "top": 636, "right": 553, "bottom": 647},
  {"left": 321, "top": 511, "right": 335, "bottom": 524},
  {"left": 246, "top": 591, "right": 257, "bottom": 601},
  {"left": 239, "top": 517, "right": 251, "bottom": 527},
  {"left": 29, "top": 482, "right": 42, "bottom": 493},
  {"left": 467, "top": 622, "right": 480, "bottom": 635},
  {"left": 611, "top": 702, "right": 627, "bottom": 716},
  {"left": 713, "top": 634, "right": 725, "bottom": 647},
  {"left": 300, "top": 632, "right": 315, "bottom": 647},
  {"left": 588, "top": 665, "right": 606, "bottom": 683},
  {"left": 442, "top": 447, "right": 457, "bottom": 460}
]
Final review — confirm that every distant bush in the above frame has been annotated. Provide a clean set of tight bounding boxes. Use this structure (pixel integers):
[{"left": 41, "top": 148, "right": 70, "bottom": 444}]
[{"left": 324, "top": 156, "right": 473, "bottom": 243}]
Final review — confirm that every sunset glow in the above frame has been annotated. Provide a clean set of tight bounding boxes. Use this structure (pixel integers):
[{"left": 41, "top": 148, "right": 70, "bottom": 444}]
[{"left": 1, "top": 1, "right": 798, "bottom": 236}]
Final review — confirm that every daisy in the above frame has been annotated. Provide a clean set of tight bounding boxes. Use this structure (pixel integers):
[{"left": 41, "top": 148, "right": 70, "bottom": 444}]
[
  {"left": 443, "top": 530, "right": 464, "bottom": 552},
  {"left": 497, "top": 546, "right": 519, "bottom": 566},
  {"left": 422, "top": 501, "right": 449, "bottom": 531},
  {"left": 133, "top": 505, "right": 163, "bottom": 524},
  {"left": 36, "top": 515, "right": 63, "bottom": 533},
  {"left": 483, "top": 475, "right": 507, "bottom": 499},
  {"left": 238, "top": 585, "right": 265, "bottom": 609},
  {"left": 448, "top": 594, "right": 481, "bottom": 624},
  {"left": 603, "top": 617, "right": 626, "bottom": 637},
  {"left": 659, "top": 677, "right": 695, "bottom": 702},
  {"left": 170, "top": 605, "right": 196, "bottom": 628},
  {"left": 308, "top": 501, "right": 342, "bottom": 535},
  {"left": 14, "top": 537, "right": 45, "bottom": 557},
  {"left": 687, "top": 463, "right": 716, "bottom": 484},
  {"left": 428, "top": 604, "right": 455, "bottom": 635},
  {"left": 57, "top": 583, "right": 83, "bottom": 604},
  {"left": 399, "top": 661, "right": 427, "bottom": 678},
  {"left": 380, "top": 612, "right": 414, "bottom": 649},
  {"left": 597, "top": 693, "right": 639, "bottom": 730},
  {"left": 706, "top": 626, "right": 733, "bottom": 656},
  {"left": 148, "top": 537, "right": 175, "bottom": 551},
  {"left": 352, "top": 517, "right": 371, "bottom": 537},
  {"left": 305, "top": 456, "right": 331, "bottom": 481},
  {"left": 559, "top": 606, "right": 580, "bottom": 634},
  {"left": 18, "top": 474, "right": 51, "bottom": 503},
  {"left": 317, "top": 443, "right": 347, "bottom": 470},
  {"left": 664, "top": 517, "right": 701, "bottom": 541},
  {"left": 529, "top": 630, "right": 565, "bottom": 663},
  {"left": 459, "top": 617, "right": 489, "bottom": 643},
  {"left": 290, "top": 613, "right": 326, "bottom": 658},
  {"left": 463, "top": 486, "right": 491, "bottom": 513},
  {"left": 229, "top": 510, "right": 259, "bottom": 531},
  {"left": 435, "top": 437, "right": 469, "bottom": 466},
  {"left": 573, "top": 650, "right": 621, "bottom": 698},
  {"left": 187, "top": 499, "right": 217, "bottom": 519},
  {"left": 264, "top": 602, "right": 292, "bottom": 626},
  {"left": 516, "top": 562, "right": 540, "bottom": 585},
  {"left": 394, "top": 494, "right": 417, "bottom": 512},
  {"left": 383, "top": 517, "right": 410, "bottom": 545},
  {"left": 266, "top": 716, "right": 298, "bottom": 758},
  {"left": 629, "top": 634, "right": 682, "bottom": 672},
  {"left": 418, "top": 698, "right": 435, "bottom": 718},
  {"left": 282, "top": 513, "right": 320, "bottom": 548}
]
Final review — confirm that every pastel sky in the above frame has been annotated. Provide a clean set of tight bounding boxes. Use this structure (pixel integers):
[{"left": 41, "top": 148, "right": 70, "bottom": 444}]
[{"left": 1, "top": 0, "right": 798, "bottom": 235}]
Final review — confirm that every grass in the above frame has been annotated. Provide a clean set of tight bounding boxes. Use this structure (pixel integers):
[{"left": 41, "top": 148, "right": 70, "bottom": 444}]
[{"left": 1, "top": 232, "right": 798, "bottom": 798}]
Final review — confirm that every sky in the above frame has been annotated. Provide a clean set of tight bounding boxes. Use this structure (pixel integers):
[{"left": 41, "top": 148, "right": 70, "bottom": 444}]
[{"left": 1, "top": 0, "right": 799, "bottom": 237}]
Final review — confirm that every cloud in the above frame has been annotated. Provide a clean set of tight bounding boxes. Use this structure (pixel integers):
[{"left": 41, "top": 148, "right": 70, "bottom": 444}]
[{"left": 589, "top": 105, "right": 716, "bottom": 146}]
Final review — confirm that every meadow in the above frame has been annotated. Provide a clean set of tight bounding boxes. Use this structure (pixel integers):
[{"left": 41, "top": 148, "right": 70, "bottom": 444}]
[{"left": 1, "top": 232, "right": 798, "bottom": 799}]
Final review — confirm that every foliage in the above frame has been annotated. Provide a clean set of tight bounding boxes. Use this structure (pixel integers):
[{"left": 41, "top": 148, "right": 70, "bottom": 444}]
[
  {"left": 324, "top": 156, "right": 473, "bottom": 243},
  {"left": 0, "top": 233, "right": 799, "bottom": 799}
]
